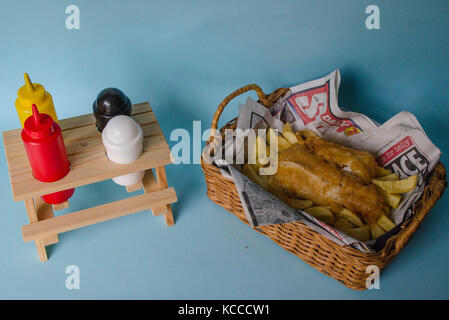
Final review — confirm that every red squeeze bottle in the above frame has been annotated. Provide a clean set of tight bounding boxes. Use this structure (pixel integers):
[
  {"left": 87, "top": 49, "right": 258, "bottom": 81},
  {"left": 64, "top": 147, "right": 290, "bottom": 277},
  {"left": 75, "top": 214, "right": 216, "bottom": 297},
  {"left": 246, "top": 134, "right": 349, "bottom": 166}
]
[{"left": 21, "top": 104, "right": 74, "bottom": 204}]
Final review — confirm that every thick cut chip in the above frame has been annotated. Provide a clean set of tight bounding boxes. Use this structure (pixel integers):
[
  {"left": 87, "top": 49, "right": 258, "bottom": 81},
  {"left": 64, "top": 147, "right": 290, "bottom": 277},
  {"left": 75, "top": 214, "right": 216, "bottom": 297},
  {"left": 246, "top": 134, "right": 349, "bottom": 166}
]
[
  {"left": 277, "top": 136, "right": 291, "bottom": 151},
  {"left": 377, "top": 214, "right": 396, "bottom": 232},
  {"left": 377, "top": 173, "right": 399, "bottom": 181},
  {"left": 337, "top": 208, "right": 364, "bottom": 227},
  {"left": 256, "top": 135, "right": 269, "bottom": 165},
  {"left": 375, "top": 166, "right": 392, "bottom": 177},
  {"left": 283, "top": 197, "right": 314, "bottom": 210},
  {"left": 266, "top": 128, "right": 276, "bottom": 145},
  {"left": 377, "top": 188, "right": 401, "bottom": 208},
  {"left": 334, "top": 218, "right": 370, "bottom": 241},
  {"left": 242, "top": 164, "right": 268, "bottom": 189},
  {"left": 371, "top": 175, "right": 418, "bottom": 194},
  {"left": 370, "top": 223, "right": 386, "bottom": 239},
  {"left": 267, "top": 128, "right": 290, "bottom": 151},
  {"left": 305, "top": 206, "right": 334, "bottom": 225},
  {"left": 282, "top": 122, "right": 300, "bottom": 145}
]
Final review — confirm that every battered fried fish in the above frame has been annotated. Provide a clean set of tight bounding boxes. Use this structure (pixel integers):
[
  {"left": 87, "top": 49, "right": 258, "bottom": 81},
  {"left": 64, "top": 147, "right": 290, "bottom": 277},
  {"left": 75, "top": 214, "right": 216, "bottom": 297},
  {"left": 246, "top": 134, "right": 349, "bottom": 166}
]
[
  {"left": 296, "top": 130, "right": 378, "bottom": 183},
  {"left": 273, "top": 143, "right": 388, "bottom": 224}
]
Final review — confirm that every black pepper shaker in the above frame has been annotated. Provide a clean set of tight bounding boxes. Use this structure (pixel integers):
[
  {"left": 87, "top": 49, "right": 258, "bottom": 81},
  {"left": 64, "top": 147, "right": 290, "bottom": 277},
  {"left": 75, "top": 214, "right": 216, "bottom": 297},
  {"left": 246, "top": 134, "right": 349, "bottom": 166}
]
[{"left": 92, "top": 88, "right": 132, "bottom": 132}]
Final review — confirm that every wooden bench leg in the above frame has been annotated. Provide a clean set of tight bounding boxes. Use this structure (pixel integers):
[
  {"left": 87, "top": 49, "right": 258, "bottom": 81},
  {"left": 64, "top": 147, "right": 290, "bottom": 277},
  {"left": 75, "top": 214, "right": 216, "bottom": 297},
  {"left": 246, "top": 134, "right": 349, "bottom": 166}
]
[
  {"left": 53, "top": 200, "right": 69, "bottom": 211},
  {"left": 142, "top": 170, "right": 168, "bottom": 216},
  {"left": 125, "top": 181, "right": 142, "bottom": 193},
  {"left": 24, "top": 199, "right": 48, "bottom": 262},
  {"left": 35, "top": 198, "right": 59, "bottom": 246},
  {"left": 164, "top": 204, "right": 174, "bottom": 226},
  {"left": 155, "top": 166, "right": 174, "bottom": 226},
  {"left": 35, "top": 239, "right": 48, "bottom": 262}
]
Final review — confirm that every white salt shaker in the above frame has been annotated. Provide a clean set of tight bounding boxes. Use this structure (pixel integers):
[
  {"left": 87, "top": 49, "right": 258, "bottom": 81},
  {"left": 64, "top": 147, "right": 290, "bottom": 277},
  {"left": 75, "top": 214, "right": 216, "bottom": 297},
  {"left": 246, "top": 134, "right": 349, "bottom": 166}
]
[{"left": 102, "top": 115, "right": 144, "bottom": 186}]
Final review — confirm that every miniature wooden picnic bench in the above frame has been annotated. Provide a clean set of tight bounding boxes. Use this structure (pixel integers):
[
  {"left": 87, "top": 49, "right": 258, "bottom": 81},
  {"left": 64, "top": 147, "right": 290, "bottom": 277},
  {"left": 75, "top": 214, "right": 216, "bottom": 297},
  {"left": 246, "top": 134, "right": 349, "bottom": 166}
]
[{"left": 2, "top": 102, "right": 177, "bottom": 262}]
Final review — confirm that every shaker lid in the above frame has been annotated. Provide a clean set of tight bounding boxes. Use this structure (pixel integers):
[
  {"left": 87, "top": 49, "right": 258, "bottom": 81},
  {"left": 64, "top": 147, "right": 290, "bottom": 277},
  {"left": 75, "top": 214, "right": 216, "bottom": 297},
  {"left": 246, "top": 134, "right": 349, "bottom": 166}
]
[
  {"left": 22, "top": 104, "right": 55, "bottom": 139},
  {"left": 17, "top": 73, "right": 45, "bottom": 101},
  {"left": 102, "top": 115, "right": 142, "bottom": 146},
  {"left": 93, "top": 88, "right": 131, "bottom": 116}
]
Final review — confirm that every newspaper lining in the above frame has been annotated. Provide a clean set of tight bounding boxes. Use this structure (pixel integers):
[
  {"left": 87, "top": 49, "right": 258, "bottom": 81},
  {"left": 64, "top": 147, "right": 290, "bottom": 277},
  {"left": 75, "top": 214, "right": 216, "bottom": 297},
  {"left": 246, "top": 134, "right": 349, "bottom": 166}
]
[{"left": 210, "top": 70, "right": 441, "bottom": 253}]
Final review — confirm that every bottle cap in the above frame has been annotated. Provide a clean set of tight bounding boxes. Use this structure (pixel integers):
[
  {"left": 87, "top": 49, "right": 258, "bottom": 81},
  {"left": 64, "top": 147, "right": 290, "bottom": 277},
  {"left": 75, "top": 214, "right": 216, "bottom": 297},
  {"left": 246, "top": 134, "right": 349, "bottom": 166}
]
[
  {"left": 102, "top": 115, "right": 142, "bottom": 145},
  {"left": 22, "top": 104, "right": 55, "bottom": 139},
  {"left": 17, "top": 73, "right": 46, "bottom": 103},
  {"left": 93, "top": 88, "right": 132, "bottom": 132}
]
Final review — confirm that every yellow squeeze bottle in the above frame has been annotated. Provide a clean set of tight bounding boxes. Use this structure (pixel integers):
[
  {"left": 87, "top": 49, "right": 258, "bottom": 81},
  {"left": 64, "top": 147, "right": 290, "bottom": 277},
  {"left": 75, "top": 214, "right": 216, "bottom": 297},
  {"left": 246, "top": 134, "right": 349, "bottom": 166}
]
[{"left": 15, "top": 73, "right": 59, "bottom": 127}]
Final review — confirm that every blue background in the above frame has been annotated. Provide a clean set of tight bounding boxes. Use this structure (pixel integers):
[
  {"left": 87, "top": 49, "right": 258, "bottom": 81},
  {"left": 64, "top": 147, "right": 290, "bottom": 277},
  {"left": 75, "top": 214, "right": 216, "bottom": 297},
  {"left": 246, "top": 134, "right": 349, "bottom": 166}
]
[{"left": 0, "top": 0, "right": 448, "bottom": 299}]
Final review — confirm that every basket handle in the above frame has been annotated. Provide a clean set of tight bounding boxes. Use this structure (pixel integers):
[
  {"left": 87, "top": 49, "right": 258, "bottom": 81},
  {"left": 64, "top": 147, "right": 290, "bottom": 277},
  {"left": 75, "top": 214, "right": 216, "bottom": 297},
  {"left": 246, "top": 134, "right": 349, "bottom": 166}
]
[{"left": 209, "top": 84, "right": 268, "bottom": 140}]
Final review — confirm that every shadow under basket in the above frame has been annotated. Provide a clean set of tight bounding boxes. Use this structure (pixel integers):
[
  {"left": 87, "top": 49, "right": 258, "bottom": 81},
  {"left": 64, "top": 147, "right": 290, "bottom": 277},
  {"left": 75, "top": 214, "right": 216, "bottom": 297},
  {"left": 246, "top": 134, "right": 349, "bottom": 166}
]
[{"left": 201, "top": 84, "right": 447, "bottom": 290}]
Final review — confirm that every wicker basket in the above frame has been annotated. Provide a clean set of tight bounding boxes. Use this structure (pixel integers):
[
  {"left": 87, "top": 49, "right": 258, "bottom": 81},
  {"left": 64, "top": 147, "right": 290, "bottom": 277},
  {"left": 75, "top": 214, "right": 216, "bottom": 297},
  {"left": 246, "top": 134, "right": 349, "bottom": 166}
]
[{"left": 201, "top": 84, "right": 447, "bottom": 290}]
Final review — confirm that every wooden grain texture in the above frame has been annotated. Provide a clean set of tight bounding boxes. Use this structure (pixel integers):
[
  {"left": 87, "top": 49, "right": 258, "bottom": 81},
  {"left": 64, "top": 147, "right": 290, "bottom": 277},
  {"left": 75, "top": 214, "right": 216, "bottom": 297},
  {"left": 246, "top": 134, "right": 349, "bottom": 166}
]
[
  {"left": 7, "top": 124, "right": 163, "bottom": 182},
  {"left": 35, "top": 239, "right": 48, "bottom": 262},
  {"left": 155, "top": 166, "right": 168, "bottom": 188},
  {"left": 2, "top": 102, "right": 150, "bottom": 143},
  {"left": 53, "top": 200, "right": 69, "bottom": 211},
  {"left": 141, "top": 170, "right": 167, "bottom": 216},
  {"left": 4, "top": 107, "right": 158, "bottom": 171},
  {"left": 164, "top": 205, "right": 175, "bottom": 226},
  {"left": 23, "top": 199, "right": 48, "bottom": 261},
  {"left": 155, "top": 166, "right": 174, "bottom": 226},
  {"left": 4, "top": 102, "right": 178, "bottom": 262},
  {"left": 125, "top": 182, "right": 142, "bottom": 193},
  {"left": 24, "top": 199, "right": 38, "bottom": 223},
  {"left": 4, "top": 112, "right": 157, "bottom": 160},
  {"left": 22, "top": 187, "right": 177, "bottom": 242},
  {"left": 2, "top": 102, "right": 173, "bottom": 201},
  {"left": 35, "top": 197, "right": 59, "bottom": 246}
]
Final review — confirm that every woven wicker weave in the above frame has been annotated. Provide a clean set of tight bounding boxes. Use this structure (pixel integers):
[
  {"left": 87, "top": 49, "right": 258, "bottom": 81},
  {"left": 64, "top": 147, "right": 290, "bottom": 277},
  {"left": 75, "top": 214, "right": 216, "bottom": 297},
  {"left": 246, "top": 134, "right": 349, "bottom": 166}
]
[{"left": 201, "top": 84, "right": 447, "bottom": 290}]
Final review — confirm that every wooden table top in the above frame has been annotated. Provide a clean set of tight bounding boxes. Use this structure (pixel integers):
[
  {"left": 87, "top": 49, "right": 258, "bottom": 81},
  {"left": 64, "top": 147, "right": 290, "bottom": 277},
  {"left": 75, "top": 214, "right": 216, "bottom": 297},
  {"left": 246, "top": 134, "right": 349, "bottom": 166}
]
[{"left": 2, "top": 102, "right": 172, "bottom": 201}]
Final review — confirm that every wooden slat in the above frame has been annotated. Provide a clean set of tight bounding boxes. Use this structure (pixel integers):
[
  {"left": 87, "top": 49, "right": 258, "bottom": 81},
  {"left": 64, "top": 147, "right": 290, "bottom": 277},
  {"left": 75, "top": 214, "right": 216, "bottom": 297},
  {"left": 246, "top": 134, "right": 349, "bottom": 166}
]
[
  {"left": 2, "top": 102, "right": 152, "bottom": 144},
  {"left": 11, "top": 144, "right": 171, "bottom": 201},
  {"left": 4, "top": 110, "right": 158, "bottom": 159},
  {"left": 130, "top": 102, "right": 153, "bottom": 115},
  {"left": 58, "top": 103, "right": 150, "bottom": 130},
  {"left": 22, "top": 187, "right": 177, "bottom": 242},
  {"left": 3, "top": 102, "right": 172, "bottom": 201},
  {"left": 7, "top": 117, "right": 162, "bottom": 170},
  {"left": 9, "top": 133, "right": 168, "bottom": 184},
  {"left": 60, "top": 113, "right": 95, "bottom": 131}
]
